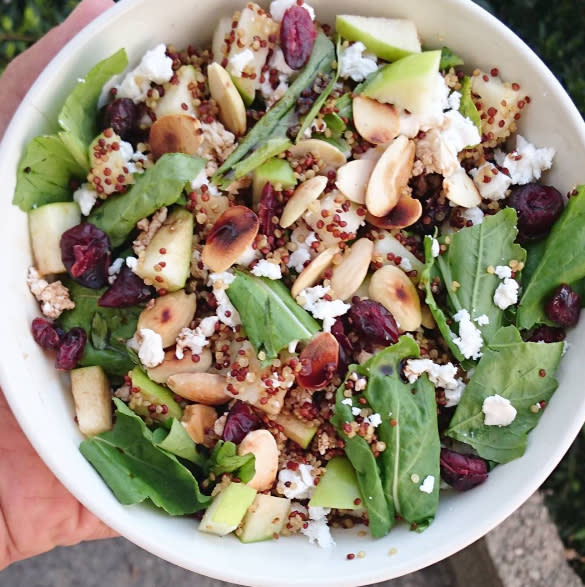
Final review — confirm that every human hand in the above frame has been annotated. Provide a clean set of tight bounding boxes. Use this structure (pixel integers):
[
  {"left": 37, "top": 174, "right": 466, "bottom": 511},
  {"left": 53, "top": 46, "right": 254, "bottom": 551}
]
[{"left": 0, "top": 0, "right": 116, "bottom": 570}]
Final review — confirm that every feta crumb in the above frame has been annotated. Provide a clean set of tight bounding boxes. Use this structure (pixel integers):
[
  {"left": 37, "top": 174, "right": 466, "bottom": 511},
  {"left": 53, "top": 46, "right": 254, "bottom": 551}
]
[
  {"left": 302, "top": 506, "right": 335, "bottom": 548},
  {"left": 136, "top": 328, "right": 165, "bottom": 368},
  {"left": 73, "top": 183, "right": 98, "bottom": 216},
  {"left": 453, "top": 309, "right": 483, "bottom": 360},
  {"left": 494, "top": 265, "right": 512, "bottom": 279},
  {"left": 444, "top": 380, "right": 466, "bottom": 408},
  {"left": 270, "top": 0, "right": 315, "bottom": 22},
  {"left": 419, "top": 475, "right": 435, "bottom": 494},
  {"left": 175, "top": 317, "right": 218, "bottom": 359},
  {"left": 341, "top": 398, "right": 353, "bottom": 406},
  {"left": 431, "top": 238, "right": 440, "bottom": 257},
  {"left": 493, "top": 278, "right": 519, "bottom": 310},
  {"left": 207, "top": 272, "right": 240, "bottom": 329},
  {"left": 399, "top": 257, "right": 413, "bottom": 271},
  {"left": 403, "top": 359, "right": 460, "bottom": 391},
  {"left": 365, "top": 413, "right": 382, "bottom": 428},
  {"left": 461, "top": 206, "right": 484, "bottom": 226},
  {"left": 339, "top": 42, "right": 378, "bottom": 82},
  {"left": 107, "top": 258, "right": 125, "bottom": 284},
  {"left": 351, "top": 406, "right": 361, "bottom": 416},
  {"left": 448, "top": 90, "right": 462, "bottom": 111},
  {"left": 470, "top": 162, "right": 512, "bottom": 201},
  {"left": 228, "top": 48, "right": 255, "bottom": 77},
  {"left": 191, "top": 168, "right": 221, "bottom": 196},
  {"left": 475, "top": 314, "right": 490, "bottom": 326},
  {"left": 125, "top": 256, "right": 138, "bottom": 271},
  {"left": 251, "top": 259, "right": 282, "bottom": 280},
  {"left": 494, "top": 135, "right": 555, "bottom": 185},
  {"left": 297, "top": 285, "right": 350, "bottom": 332},
  {"left": 277, "top": 464, "right": 315, "bottom": 499},
  {"left": 482, "top": 394, "right": 517, "bottom": 426},
  {"left": 287, "top": 231, "right": 317, "bottom": 272},
  {"left": 441, "top": 109, "right": 482, "bottom": 157}
]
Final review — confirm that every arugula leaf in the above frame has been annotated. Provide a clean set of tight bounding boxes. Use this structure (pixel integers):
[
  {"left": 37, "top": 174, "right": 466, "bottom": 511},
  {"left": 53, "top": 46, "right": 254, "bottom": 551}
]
[
  {"left": 447, "top": 326, "right": 563, "bottom": 463},
  {"left": 80, "top": 399, "right": 210, "bottom": 514},
  {"left": 459, "top": 76, "right": 482, "bottom": 136},
  {"left": 58, "top": 280, "right": 141, "bottom": 376},
  {"left": 439, "top": 46, "right": 464, "bottom": 71},
  {"left": 88, "top": 154, "right": 204, "bottom": 247},
  {"left": 58, "top": 49, "right": 128, "bottom": 169},
  {"left": 227, "top": 271, "right": 320, "bottom": 359},
  {"left": 214, "top": 33, "right": 335, "bottom": 179},
  {"left": 518, "top": 185, "right": 585, "bottom": 329},
  {"left": 152, "top": 418, "right": 206, "bottom": 467},
  {"left": 207, "top": 441, "right": 256, "bottom": 483},
  {"left": 12, "top": 135, "right": 86, "bottom": 211}
]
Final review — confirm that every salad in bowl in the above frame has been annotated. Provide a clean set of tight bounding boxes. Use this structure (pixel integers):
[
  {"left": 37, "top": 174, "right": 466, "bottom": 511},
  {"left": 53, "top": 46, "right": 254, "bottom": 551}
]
[{"left": 7, "top": 0, "right": 585, "bottom": 569}]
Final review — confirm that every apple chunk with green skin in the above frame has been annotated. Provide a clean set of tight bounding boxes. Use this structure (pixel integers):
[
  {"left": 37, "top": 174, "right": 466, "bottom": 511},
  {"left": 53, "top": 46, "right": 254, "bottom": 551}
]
[
  {"left": 128, "top": 366, "right": 183, "bottom": 422},
  {"left": 70, "top": 366, "right": 112, "bottom": 436},
  {"left": 362, "top": 50, "right": 442, "bottom": 117},
  {"left": 336, "top": 15, "right": 421, "bottom": 62},
  {"left": 238, "top": 494, "right": 291, "bottom": 543},
  {"left": 252, "top": 157, "right": 297, "bottom": 205},
  {"left": 309, "top": 456, "right": 363, "bottom": 510},
  {"left": 135, "top": 207, "right": 193, "bottom": 292},
  {"left": 199, "top": 482, "right": 257, "bottom": 536},
  {"left": 274, "top": 413, "right": 318, "bottom": 449}
]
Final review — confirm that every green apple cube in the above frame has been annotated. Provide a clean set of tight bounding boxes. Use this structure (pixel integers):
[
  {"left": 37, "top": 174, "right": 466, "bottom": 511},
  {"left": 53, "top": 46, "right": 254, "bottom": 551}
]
[
  {"left": 155, "top": 66, "right": 199, "bottom": 118},
  {"left": 128, "top": 367, "right": 183, "bottom": 422},
  {"left": 252, "top": 157, "right": 297, "bottom": 205},
  {"left": 362, "top": 50, "right": 442, "bottom": 116},
  {"left": 70, "top": 366, "right": 112, "bottom": 436},
  {"left": 309, "top": 456, "right": 363, "bottom": 510},
  {"left": 28, "top": 202, "right": 81, "bottom": 275},
  {"left": 274, "top": 413, "right": 318, "bottom": 449},
  {"left": 199, "top": 482, "right": 257, "bottom": 536},
  {"left": 238, "top": 494, "right": 291, "bottom": 543},
  {"left": 336, "top": 15, "right": 421, "bottom": 62}
]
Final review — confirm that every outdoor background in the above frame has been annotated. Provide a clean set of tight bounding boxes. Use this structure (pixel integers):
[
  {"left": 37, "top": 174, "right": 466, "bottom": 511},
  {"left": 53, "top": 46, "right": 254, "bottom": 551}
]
[{"left": 1, "top": 0, "right": 585, "bottom": 581}]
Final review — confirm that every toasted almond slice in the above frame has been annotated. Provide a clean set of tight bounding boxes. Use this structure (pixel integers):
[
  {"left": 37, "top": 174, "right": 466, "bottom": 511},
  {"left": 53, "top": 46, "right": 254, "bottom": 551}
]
[
  {"left": 149, "top": 114, "right": 202, "bottom": 161},
  {"left": 280, "top": 176, "right": 328, "bottom": 228},
  {"left": 366, "top": 135, "right": 415, "bottom": 217},
  {"left": 291, "top": 246, "right": 338, "bottom": 299},
  {"left": 335, "top": 159, "right": 376, "bottom": 204},
  {"left": 288, "top": 139, "right": 346, "bottom": 171},
  {"left": 181, "top": 404, "right": 217, "bottom": 446},
  {"left": 207, "top": 62, "right": 247, "bottom": 136},
  {"left": 330, "top": 238, "right": 374, "bottom": 301},
  {"left": 353, "top": 95, "right": 400, "bottom": 145},
  {"left": 367, "top": 194, "right": 422, "bottom": 230},
  {"left": 238, "top": 430, "right": 279, "bottom": 491},
  {"left": 296, "top": 332, "right": 339, "bottom": 390},
  {"left": 369, "top": 265, "right": 422, "bottom": 332},
  {"left": 443, "top": 167, "right": 482, "bottom": 208},
  {"left": 146, "top": 348, "right": 212, "bottom": 383},
  {"left": 202, "top": 205, "right": 259, "bottom": 272},
  {"left": 167, "top": 372, "right": 229, "bottom": 405}
]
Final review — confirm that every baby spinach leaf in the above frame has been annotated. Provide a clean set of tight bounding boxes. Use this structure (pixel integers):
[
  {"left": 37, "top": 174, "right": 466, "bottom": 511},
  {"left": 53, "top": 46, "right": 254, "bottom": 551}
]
[
  {"left": 207, "top": 440, "right": 256, "bottom": 483},
  {"left": 90, "top": 312, "right": 109, "bottom": 350},
  {"left": 88, "top": 154, "right": 204, "bottom": 247},
  {"left": 439, "top": 46, "right": 464, "bottom": 71},
  {"left": 227, "top": 271, "right": 319, "bottom": 359},
  {"left": 447, "top": 326, "right": 563, "bottom": 463},
  {"left": 151, "top": 419, "right": 206, "bottom": 467},
  {"left": 459, "top": 76, "right": 481, "bottom": 136},
  {"left": 80, "top": 399, "right": 210, "bottom": 514},
  {"left": 518, "top": 185, "right": 585, "bottom": 329}
]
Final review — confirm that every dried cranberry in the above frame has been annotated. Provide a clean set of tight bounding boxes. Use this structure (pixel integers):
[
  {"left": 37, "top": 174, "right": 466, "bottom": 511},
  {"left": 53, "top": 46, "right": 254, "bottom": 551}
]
[
  {"left": 257, "top": 182, "right": 278, "bottom": 240},
  {"left": 545, "top": 284, "right": 581, "bottom": 327},
  {"left": 223, "top": 401, "right": 262, "bottom": 444},
  {"left": 100, "top": 98, "right": 138, "bottom": 141},
  {"left": 331, "top": 318, "right": 353, "bottom": 376},
  {"left": 31, "top": 317, "right": 62, "bottom": 350},
  {"left": 280, "top": 5, "right": 316, "bottom": 70},
  {"left": 508, "top": 183, "right": 564, "bottom": 240},
  {"left": 440, "top": 448, "right": 489, "bottom": 491},
  {"left": 60, "top": 223, "right": 111, "bottom": 289},
  {"left": 297, "top": 332, "right": 339, "bottom": 390},
  {"left": 347, "top": 299, "right": 399, "bottom": 347},
  {"left": 55, "top": 327, "right": 87, "bottom": 370},
  {"left": 527, "top": 325, "right": 566, "bottom": 343},
  {"left": 99, "top": 265, "right": 154, "bottom": 308}
]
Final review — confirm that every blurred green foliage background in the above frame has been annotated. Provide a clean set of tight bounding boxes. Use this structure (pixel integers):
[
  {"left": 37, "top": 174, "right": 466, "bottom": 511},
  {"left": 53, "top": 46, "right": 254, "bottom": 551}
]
[{"left": 1, "top": 0, "right": 585, "bottom": 578}]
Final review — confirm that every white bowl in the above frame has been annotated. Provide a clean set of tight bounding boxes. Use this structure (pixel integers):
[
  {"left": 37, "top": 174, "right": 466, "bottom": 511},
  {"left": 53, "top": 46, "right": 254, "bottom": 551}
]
[{"left": 2, "top": 0, "right": 585, "bottom": 585}]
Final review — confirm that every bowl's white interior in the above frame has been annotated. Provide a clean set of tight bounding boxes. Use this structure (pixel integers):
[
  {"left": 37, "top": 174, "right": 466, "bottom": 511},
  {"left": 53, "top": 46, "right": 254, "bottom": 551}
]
[{"left": 1, "top": 0, "right": 585, "bottom": 585}]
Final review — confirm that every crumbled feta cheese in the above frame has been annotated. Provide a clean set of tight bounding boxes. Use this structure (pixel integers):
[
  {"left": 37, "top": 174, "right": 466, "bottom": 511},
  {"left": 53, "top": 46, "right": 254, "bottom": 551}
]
[
  {"left": 287, "top": 231, "right": 317, "bottom": 273},
  {"left": 431, "top": 238, "right": 440, "bottom": 257},
  {"left": 297, "top": 285, "right": 350, "bottom": 332},
  {"left": 444, "top": 380, "right": 466, "bottom": 408},
  {"left": 461, "top": 206, "right": 484, "bottom": 226},
  {"left": 27, "top": 267, "right": 75, "bottom": 319},
  {"left": 341, "top": 398, "right": 353, "bottom": 406},
  {"left": 453, "top": 309, "right": 483, "bottom": 360},
  {"left": 251, "top": 259, "right": 282, "bottom": 280},
  {"left": 493, "top": 278, "right": 519, "bottom": 310},
  {"left": 207, "top": 272, "right": 240, "bottom": 329},
  {"left": 419, "top": 475, "right": 435, "bottom": 494},
  {"left": 441, "top": 109, "right": 482, "bottom": 157},
  {"left": 482, "top": 394, "right": 517, "bottom": 426},
  {"left": 399, "top": 257, "right": 413, "bottom": 271},
  {"left": 494, "top": 135, "right": 555, "bottom": 185},
  {"left": 277, "top": 464, "right": 315, "bottom": 499},
  {"left": 136, "top": 328, "right": 165, "bottom": 368},
  {"left": 270, "top": 0, "right": 315, "bottom": 21},
  {"left": 126, "top": 256, "right": 138, "bottom": 271},
  {"left": 365, "top": 413, "right": 382, "bottom": 428},
  {"left": 448, "top": 90, "right": 462, "bottom": 111},
  {"left": 301, "top": 507, "right": 335, "bottom": 549},
  {"left": 175, "top": 317, "right": 218, "bottom": 359},
  {"left": 190, "top": 168, "right": 220, "bottom": 196},
  {"left": 403, "top": 359, "right": 460, "bottom": 391},
  {"left": 470, "top": 162, "right": 512, "bottom": 200},
  {"left": 107, "top": 258, "right": 125, "bottom": 284},
  {"left": 494, "top": 265, "right": 512, "bottom": 279},
  {"left": 228, "top": 48, "right": 255, "bottom": 77},
  {"left": 339, "top": 42, "right": 378, "bottom": 82},
  {"left": 73, "top": 183, "right": 98, "bottom": 216},
  {"left": 354, "top": 377, "right": 367, "bottom": 392},
  {"left": 351, "top": 406, "right": 361, "bottom": 416},
  {"left": 117, "top": 44, "right": 173, "bottom": 103},
  {"left": 235, "top": 243, "right": 261, "bottom": 267},
  {"left": 475, "top": 314, "right": 490, "bottom": 326}
]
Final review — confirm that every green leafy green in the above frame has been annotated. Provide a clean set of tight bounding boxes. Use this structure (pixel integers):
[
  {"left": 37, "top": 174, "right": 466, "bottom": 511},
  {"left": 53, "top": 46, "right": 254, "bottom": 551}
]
[
  {"left": 214, "top": 33, "right": 335, "bottom": 179},
  {"left": 88, "top": 154, "right": 204, "bottom": 247},
  {"left": 152, "top": 418, "right": 206, "bottom": 467},
  {"left": 207, "top": 441, "right": 256, "bottom": 483},
  {"left": 447, "top": 326, "right": 563, "bottom": 463},
  {"left": 439, "top": 46, "right": 464, "bottom": 70},
  {"left": 323, "top": 112, "right": 346, "bottom": 134},
  {"left": 335, "top": 93, "right": 353, "bottom": 120},
  {"left": 227, "top": 271, "right": 320, "bottom": 359},
  {"left": 459, "top": 76, "right": 482, "bottom": 136},
  {"left": 518, "top": 185, "right": 585, "bottom": 329},
  {"left": 228, "top": 137, "right": 291, "bottom": 184},
  {"left": 80, "top": 399, "right": 211, "bottom": 515},
  {"left": 90, "top": 311, "right": 109, "bottom": 350},
  {"left": 12, "top": 134, "right": 86, "bottom": 211}
]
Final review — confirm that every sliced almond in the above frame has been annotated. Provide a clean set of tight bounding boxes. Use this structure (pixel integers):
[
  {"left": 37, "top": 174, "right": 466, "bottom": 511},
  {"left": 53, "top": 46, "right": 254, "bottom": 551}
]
[
  {"left": 181, "top": 404, "right": 217, "bottom": 446},
  {"left": 291, "top": 246, "right": 338, "bottom": 299},
  {"left": 202, "top": 205, "right": 259, "bottom": 272},
  {"left": 238, "top": 429, "right": 279, "bottom": 491},
  {"left": 330, "top": 238, "right": 374, "bottom": 301},
  {"left": 207, "top": 62, "right": 247, "bottom": 136},
  {"left": 353, "top": 95, "right": 400, "bottom": 145},
  {"left": 280, "top": 176, "right": 327, "bottom": 228},
  {"left": 367, "top": 194, "right": 422, "bottom": 230},
  {"left": 369, "top": 265, "right": 422, "bottom": 332},
  {"left": 366, "top": 135, "right": 415, "bottom": 218},
  {"left": 443, "top": 167, "right": 482, "bottom": 208},
  {"left": 166, "top": 372, "right": 229, "bottom": 405},
  {"left": 146, "top": 348, "right": 212, "bottom": 383},
  {"left": 149, "top": 114, "right": 202, "bottom": 161},
  {"left": 296, "top": 332, "right": 339, "bottom": 390},
  {"left": 288, "top": 139, "right": 346, "bottom": 171},
  {"left": 335, "top": 158, "right": 376, "bottom": 204}
]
